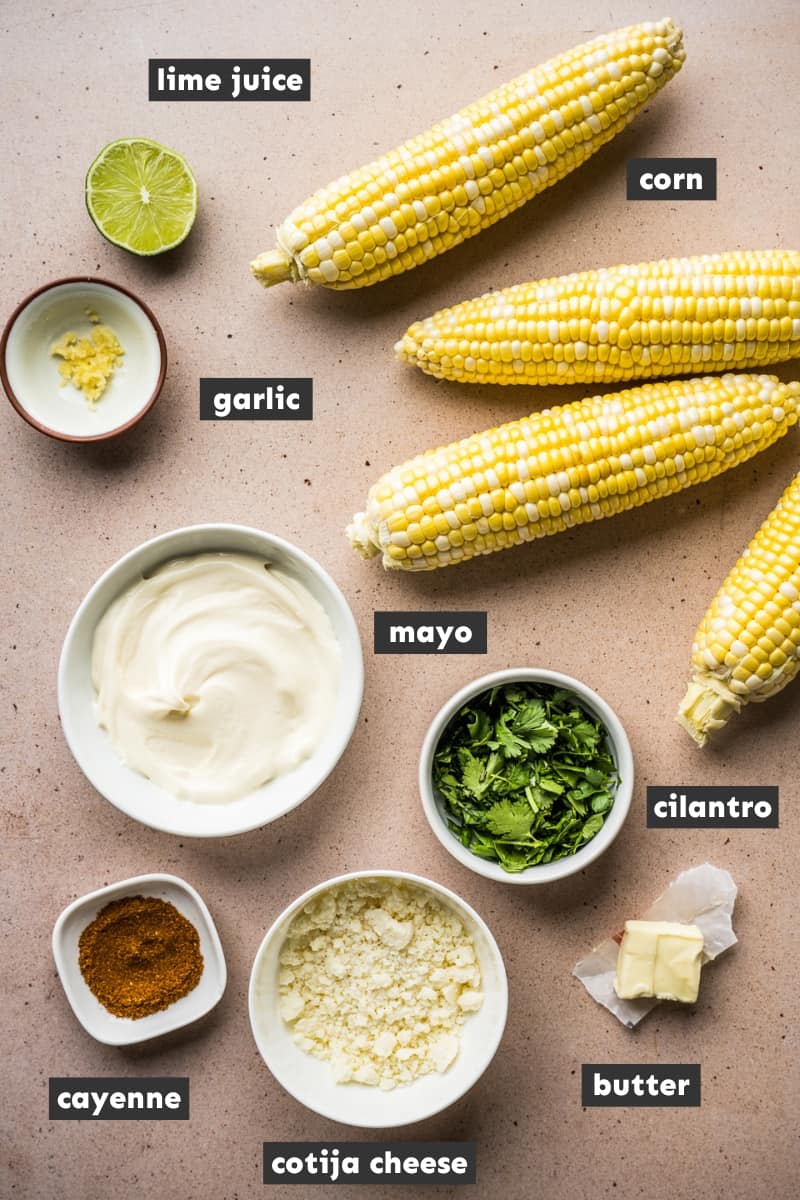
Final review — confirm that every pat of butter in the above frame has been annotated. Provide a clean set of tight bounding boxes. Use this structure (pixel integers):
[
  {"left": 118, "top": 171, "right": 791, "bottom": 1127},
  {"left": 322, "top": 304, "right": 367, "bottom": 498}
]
[{"left": 614, "top": 920, "right": 704, "bottom": 1003}]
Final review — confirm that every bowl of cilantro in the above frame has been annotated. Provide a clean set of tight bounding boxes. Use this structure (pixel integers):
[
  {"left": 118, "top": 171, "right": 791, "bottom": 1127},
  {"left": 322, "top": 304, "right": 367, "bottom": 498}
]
[{"left": 419, "top": 669, "right": 633, "bottom": 884}]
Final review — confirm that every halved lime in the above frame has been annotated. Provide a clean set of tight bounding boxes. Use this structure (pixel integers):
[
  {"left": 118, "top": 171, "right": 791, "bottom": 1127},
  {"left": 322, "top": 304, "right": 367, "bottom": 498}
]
[{"left": 86, "top": 137, "right": 198, "bottom": 255}]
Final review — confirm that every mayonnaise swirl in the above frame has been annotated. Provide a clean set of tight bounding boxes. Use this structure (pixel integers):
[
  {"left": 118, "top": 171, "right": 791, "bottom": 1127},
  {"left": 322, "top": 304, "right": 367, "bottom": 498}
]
[{"left": 91, "top": 553, "right": 341, "bottom": 804}]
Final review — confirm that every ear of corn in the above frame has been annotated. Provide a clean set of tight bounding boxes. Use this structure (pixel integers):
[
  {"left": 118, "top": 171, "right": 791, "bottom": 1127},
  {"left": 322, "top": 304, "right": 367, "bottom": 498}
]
[
  {"left": 678, "top": 472, "right": 800, "bottom": 746},
  {"left": 347, "top": 375, "right": 799, "bottom": 572},
  {"left": 251, "top": 20, "right": 684, "bottom": 291},
  {"left": 396, "top": 250, "right": 800, "bottom": 384}
]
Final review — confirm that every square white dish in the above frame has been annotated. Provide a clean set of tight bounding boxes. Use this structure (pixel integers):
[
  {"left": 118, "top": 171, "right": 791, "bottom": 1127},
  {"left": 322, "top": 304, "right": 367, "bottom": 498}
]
[{"left": 52, "top": 873, "right": 226, "bottom": 1046}]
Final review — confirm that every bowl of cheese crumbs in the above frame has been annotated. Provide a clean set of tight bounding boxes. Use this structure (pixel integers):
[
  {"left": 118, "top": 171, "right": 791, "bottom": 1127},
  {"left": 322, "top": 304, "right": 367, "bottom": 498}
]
[
  {"left": 249, "top": 871, "right": 508, "bottom": 1127},
  {"left": 1, "top": 277, "right": 166, "bottom": 441}
]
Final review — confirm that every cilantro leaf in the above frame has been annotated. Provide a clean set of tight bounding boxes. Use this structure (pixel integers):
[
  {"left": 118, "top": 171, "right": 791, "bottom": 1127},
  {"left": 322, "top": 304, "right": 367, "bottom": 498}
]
[
  {"left": 431, "top": 681, "right": 619, "bottom": 875},
  {"left": 510, "top": 699, "right": 558, "bottom": 752},
  {"left": 485, "top": 800, "right": 534, "bottom": 840},
  {"left": 466, "top": 707, "right": 492, "bottom": 746},
  {"left": 591, "top": 791, "right": 614, "bottom": 813},
  {"left": 457, "top": 747, "right": 487, "bottom": 798},
  {"left": 581, "top": 814, "right": 605, "bottom": 841},
  {"left": 494, "top": 713, "right": 528, "bottom": 758}
]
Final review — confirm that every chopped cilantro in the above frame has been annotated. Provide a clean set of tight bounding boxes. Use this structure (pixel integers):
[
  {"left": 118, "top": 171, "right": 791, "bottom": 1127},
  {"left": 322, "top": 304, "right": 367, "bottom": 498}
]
[{"left": 432, "top": 682, "right": 619, "bottom": 873}]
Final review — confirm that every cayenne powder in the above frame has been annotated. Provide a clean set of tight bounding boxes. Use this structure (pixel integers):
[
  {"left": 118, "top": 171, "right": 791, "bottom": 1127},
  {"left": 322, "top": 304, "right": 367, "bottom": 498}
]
[{"left": 78, "top": 895, "right": 204, "bottom": 1019}]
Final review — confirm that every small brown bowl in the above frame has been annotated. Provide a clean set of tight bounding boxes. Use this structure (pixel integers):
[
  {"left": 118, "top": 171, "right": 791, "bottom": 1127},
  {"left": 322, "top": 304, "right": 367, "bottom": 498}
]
[{"left": 1, "top": 276, "right": 167, "bottom": 442}]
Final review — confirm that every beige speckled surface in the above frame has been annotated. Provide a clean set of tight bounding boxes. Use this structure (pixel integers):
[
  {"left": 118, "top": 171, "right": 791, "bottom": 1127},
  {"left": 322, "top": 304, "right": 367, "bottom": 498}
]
[{"left": 1, "top": 2, "right": 798, "bottom": 1197}]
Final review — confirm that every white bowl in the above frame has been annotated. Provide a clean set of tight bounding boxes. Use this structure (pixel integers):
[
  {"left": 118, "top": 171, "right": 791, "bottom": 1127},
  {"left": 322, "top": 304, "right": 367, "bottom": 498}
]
[
  {"left": 58, "top": 524, "right": 364, "bottom": 837},
  {"left": 1, "top": 277, "right": 165, "bottom": 441},
  {"left": 52, "top": 873, "right": 226, "bottom": 1045},
  {"left": 248, "top": 870, "right": 508, "bottom": 1127},
  {"left": 419, "top": 668, "right": 634, "bottom": 885}
]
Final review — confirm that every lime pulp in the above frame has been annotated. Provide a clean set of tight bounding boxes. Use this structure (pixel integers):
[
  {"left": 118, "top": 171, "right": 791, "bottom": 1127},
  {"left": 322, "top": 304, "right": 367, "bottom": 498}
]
[{"left": 85, "top": 137, "right": 198, "bottom": 256}]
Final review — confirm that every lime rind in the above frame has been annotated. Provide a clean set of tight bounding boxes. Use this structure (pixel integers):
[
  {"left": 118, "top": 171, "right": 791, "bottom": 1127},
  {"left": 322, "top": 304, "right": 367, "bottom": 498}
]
[{"left": 86, "top": 137, "right": 198, "bottom": 256}]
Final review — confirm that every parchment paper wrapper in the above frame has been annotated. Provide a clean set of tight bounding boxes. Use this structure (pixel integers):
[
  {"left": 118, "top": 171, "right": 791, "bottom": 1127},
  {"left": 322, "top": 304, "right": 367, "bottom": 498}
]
[{"left": 573, "top": 863, "right": 738, "bottom": 1028}]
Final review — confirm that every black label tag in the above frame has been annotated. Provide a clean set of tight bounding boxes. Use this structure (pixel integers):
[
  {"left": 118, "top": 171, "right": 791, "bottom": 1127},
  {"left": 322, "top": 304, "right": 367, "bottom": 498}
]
[
  {"left": 262, "top": 1143, "right": 476, "bottom": 1185},
  {"left": 373, "top": 611, "right": 487, "bottom": 654},
  {"left": 626, "top": 157, "right": 716, "bottom": 199},
  {"left": 200, "top": 378, "right": 312, "bottom": 421},
  {"left": 149, "top": 59, "right": 310, "bottom": 101},
  {"left": 582, "top": 1065, "right": 700, "bottom": 1107},
  {"left": 49, "top": 1077, "right": 189, "bottom": 1120},
  {"left": 646, "top": 786, "right": 778, "bottom": 828}
]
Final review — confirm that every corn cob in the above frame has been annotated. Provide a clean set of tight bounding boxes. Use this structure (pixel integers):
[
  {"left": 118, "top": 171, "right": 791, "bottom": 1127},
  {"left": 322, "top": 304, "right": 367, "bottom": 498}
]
[
  {"left": 396, "top": 250, "right": 800, "bottom": 384},
  {"left": 678, "top": 472, "right": 800, "bottom": 745},
  {"left": 251, "top": 20, "right": 684, "bottom": 290},
  {"left": 347, "top": 375, "right": 799, "bottom": 572}
]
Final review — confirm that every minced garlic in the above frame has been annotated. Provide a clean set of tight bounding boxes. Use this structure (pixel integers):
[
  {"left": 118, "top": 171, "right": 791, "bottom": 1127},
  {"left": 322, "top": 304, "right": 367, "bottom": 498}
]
[
  {"left": 278, "top": 878, "right": 483, "bottom": 1090},
  {"left": 50, "top": 324, "right": 124, "bottom": 408}
]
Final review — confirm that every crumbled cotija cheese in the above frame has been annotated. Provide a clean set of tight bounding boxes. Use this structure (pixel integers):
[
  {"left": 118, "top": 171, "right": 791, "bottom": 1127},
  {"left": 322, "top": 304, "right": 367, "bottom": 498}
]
[{"left": 278, "top": 878, "right": 483, "bottom": 1090}]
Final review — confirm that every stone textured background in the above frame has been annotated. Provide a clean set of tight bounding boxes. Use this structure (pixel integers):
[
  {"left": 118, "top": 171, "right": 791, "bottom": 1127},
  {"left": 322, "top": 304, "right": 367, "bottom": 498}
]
[{"left": 1, "top": 1, "right": 797, "bottom": 1196}]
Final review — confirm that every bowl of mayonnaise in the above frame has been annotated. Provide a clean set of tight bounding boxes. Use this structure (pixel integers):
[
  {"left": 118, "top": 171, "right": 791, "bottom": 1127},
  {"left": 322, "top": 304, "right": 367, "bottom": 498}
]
[{"left": 58, "top": 524, "right": 363, "bottom": 836}]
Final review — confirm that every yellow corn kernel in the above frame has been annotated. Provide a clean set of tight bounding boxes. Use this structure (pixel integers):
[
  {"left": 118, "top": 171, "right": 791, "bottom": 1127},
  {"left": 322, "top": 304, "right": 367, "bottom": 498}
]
[
  {"left": 396, "top": 250, "right": 800, "bottom": 385},
  {"left": 252, "top": 21, "right": 684, "bottom": 290},
  {"left": 678, "top": 471, "right": 800, "bottom": 745},
  {"left": 347, "top": 375, "right": 799, "bottom": 573}
]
